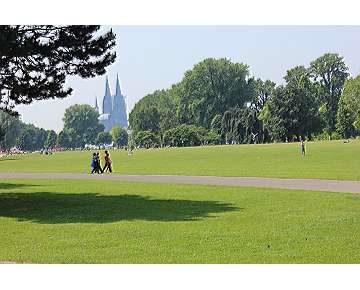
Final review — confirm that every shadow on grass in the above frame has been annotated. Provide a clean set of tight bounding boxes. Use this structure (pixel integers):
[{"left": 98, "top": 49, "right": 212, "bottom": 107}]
[
  {"left": 0, "top": 191, "right": 239, "bottom": 224},
  {"left": 0, "top": 183, "right": 41, "bottom": 190},
  {"left": 0, "top": 158, "right": 19, "bottom": 162}
]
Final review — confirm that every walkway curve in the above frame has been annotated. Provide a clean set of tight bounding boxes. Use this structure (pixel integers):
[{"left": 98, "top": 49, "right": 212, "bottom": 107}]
[{"left": 1, "top": 172, "right": 360, "bottom": 193}]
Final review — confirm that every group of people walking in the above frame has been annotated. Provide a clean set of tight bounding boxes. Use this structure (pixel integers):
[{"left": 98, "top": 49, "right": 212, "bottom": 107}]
[{"left": 90, "top": 150, "right": 112, "bottom": 174}]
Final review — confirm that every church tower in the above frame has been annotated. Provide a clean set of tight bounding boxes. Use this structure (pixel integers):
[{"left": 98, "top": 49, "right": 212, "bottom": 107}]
[
  {"left": 94, "top": 96, "right": 99, "bottom": 112},
  {"left": 102, "top": 76, "right": 112, "bottom": 115},
  {"left": 113, "top": 74, "right": 128, "bottom": 128},
  {"left": 97, "top": 75, "right": 128, "bottom": 132}
]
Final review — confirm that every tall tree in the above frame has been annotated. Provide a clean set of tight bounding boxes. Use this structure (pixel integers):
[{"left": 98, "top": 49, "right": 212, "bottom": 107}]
[
  {"left": 178, "top": 58, "right": 255, "bottom": 128},
  {"left": 220, "top": 107, "right": 261, "bottom": 144},
  {"left": 0, "top": 111, "right": 21, "bottom": 150},
  {"left": 309, "top": 53, "right": 349, "bottom": 134},
  {"left": 57, "top": 129, "right": 72, "bottom": 149},
  {"left": 63, "top": 104, "right": 104, "bottom": 147},
  {"left": 336, "top": 76, "right": 360, "bottom": 138},
  {"left": 0, "top": 25, "right": 116, "bottom": 115},
  {"left": 16, "top": 123, "right": 48, "bottom": 151},
  {"left": 129, "top": 87, "right": 179, "bottom": 136},
  {"left": 251, "top": 79, "right": 276, "bottom": 112},
  {"left": 129, "top": 105, "right": 160, "bottom": 135},
  {"left": 264, "top": 66, "right": 321, "bottom": 141},
  {"left": 44, "top": 130, "right": 57, "bottom": 149}
]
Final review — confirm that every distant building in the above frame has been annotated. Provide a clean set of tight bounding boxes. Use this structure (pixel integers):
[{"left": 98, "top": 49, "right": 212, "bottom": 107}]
[{"left": 95, "top": 75, "right": 128, "bottom": 132}]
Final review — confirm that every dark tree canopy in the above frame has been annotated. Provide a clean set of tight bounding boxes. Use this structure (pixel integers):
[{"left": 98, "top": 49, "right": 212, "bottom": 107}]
[
  {"left": 309, "top": 53, "right": 349, "bottom": 133},
  {"left": 0, "top": 25, "right": 116, "bottom": 115}
]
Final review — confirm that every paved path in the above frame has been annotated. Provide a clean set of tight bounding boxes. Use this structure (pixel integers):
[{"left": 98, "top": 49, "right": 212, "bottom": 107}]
[{"left": 1, "top": 172, "right": 360, "bottom": 193}]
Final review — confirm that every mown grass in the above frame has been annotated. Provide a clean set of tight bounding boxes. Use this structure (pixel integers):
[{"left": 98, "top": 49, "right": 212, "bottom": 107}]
[
  {"left": 0, "top": 179, "right": 359, "bottom": 263},
  {"left": 0, "top": 140, "right": 360, "bottom": 180}
]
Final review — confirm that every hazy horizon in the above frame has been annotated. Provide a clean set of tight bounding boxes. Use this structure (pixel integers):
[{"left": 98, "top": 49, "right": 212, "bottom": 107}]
[{"left": 16, "top": 25, "right": 360, "bottom": 132}]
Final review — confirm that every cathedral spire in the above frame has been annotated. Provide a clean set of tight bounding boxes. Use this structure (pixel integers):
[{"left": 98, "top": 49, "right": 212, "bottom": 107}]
[
  {"left": 103, "top": 75, "right": 112, "bottom": 114},
  {"left": 104, "top": 75, "right": 112, "bottom": 98},
  {"left": 94, "top": 96, "right": 98, "bottom": 111},
  {"left": 115, "top": 74, "right": 122, "bottom": 96}
]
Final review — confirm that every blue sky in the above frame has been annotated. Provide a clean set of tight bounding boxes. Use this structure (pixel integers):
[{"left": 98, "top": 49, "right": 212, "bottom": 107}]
[{"left": 17, "top": 26, "right": 360, "bottom": 132}]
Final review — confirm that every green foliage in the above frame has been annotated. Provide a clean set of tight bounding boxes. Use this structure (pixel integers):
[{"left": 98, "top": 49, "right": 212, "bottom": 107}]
[
  {"left": 178, "top": 58, "right": 255, "bottom": 128},
  {"left": 251, "top": 78, "right": 276, "bottom": 112},
  {"left": 0, "top": 25, "right": 116, "bottom": 115},
  {"left": 210, "top": 114, "right": 222, "bottom": 134},
  {"left": 221, "top": 107, "right": 261, "bottom": 144},
  {"left": 163, "top": 124, "right": 207, "bottom": 147},
  {"left": 134, "top": 131, "right": 160, "bottom": 148},
  {"left": 310, "top": 53, "right": 349, "bottom": 133},
  {"left": 202, "top": 131, "right": 222, "bottom": 145},
  {"left": 57, "top": 130, "right": 72, "bottom": 149},
  {"left": 336, "top": 76, "right": 360, "bottom": 138},
  {"left": 0, "top": 111, "right": 21, "bottom": 150},
  {"left": 128, "top": 54, "right": 351, "bottom": 147},
  {"left": 264, "top": 66, "right": 321, "bottom": 141},
  {"left": 110, "top": 125, "right": 128, "bottom": 148},
  {"left": 129, "top": 105, "right": 161, "bottom": 135},
  {"left": 44, "top": 130, "right": 57, "bottom": 149},
  {"left": 16, "top": 123, "right": 48, "bottom": 151},
  {"left": 63, "top": 104, "right": 104, "bottom": 147},
  {"left": 96, "top": 132, "right": 112, "bottom": 145}
]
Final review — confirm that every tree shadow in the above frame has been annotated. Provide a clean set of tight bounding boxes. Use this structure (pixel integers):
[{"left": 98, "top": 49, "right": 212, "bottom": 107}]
[
  {"left": 0, "top": 183, "right": 40, "bottom": 190},
  {"left": 0, "top": 191, "right": 240, "bottom": 224},
  {"left": 0, "top": 158, "right": 19, "bottom": 162}
]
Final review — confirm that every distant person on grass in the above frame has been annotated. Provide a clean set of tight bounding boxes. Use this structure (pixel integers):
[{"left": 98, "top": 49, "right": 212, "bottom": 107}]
[
  {"left": 301, "top": 140, "right": 306, "bottom": 156},
  {"left": 103, "top": 150, "right": 113, "bottom": 173}
]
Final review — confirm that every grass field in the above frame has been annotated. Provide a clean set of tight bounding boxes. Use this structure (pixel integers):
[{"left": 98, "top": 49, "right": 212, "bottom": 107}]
[
  {"left": 1, "top": 179, "right": 359, "bottom": 263},
  {"left": 0, "top": 140, "right": 360, "bottom": 180}
]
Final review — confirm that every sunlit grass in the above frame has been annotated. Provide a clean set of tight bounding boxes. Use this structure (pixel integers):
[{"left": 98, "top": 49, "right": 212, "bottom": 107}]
[{"left": 0, "top": 179, "right": 359, "bottom": 263}]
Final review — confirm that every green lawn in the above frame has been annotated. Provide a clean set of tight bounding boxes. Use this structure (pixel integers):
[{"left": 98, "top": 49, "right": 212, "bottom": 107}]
[
  {"left": 0, "top": 179, "right": 359, "bottom": 263},
  {"left": 1, "top": 140, "right": 360, "bottom": 180}
]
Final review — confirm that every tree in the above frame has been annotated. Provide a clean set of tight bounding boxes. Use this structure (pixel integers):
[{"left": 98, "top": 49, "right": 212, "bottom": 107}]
[
  {"left": 178, "top": 58, "right": 255, "bottom": 128},
  {"left": 96, "top": 131, "right": 112, "bottom": 145},
  {"left": 163, "top": 124, "right": 207, "bottom": 147},
  {"left": 16, "top": 123, "right": 48, "bottom": 151},
  {"left": 336, "top": 76, "right": 360, "bottom": 138},
  {"left": 202, "top": 131, "right": 221, "bottom": 145},
  {"left": 63, "top": 104, "right": 104, "bottom": 147},
  {"left": 0, "top": 25, "right": 116, "bottom": 115},
  {"left": 0, "top": 110, "right": 21, "bottom": 150},
  {"left": 309, "top": 53, "right": 349, "bottom": 134},
  {"left": 129, "top": 86, "right": 180, "bottom": 138},
  {"left": 110, "top": 125, "right": 128, "bottom": 147},
  {"left": 210, "top": 114, "right": 222, "bottom": 134},
  {"left": 57, "top": 129, "right": 72, "bottom": 149},
  {"left": 220, "top": 107, "right": 262, "bottom": 144},
  {"left": 129, "top": 105, "right": 161, "bottom": 135},
  {"left": 251, "top": 79, "right": 276, "bottom": 112},
  {"left": 262, "top": 66, "right": 322, "bottom": 142},
  {"left": 44, "top": 130, "right": 57, "bottom": 149},
  {"left": 134, "top": 131, "right": 160, "bottom": 148}
]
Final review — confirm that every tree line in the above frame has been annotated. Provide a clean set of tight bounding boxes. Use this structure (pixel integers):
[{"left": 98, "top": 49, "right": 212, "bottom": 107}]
[
  {"left": 0, "top": 104, "right": 128, "bottom": 152},
  {"left": 129, "top": 54, "right": 359, "bottom": 147}
]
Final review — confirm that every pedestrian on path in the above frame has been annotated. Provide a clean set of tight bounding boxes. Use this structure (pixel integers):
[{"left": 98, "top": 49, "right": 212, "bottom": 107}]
[{"left": 103, "top": 150, "right": 113, "bottom": 173}]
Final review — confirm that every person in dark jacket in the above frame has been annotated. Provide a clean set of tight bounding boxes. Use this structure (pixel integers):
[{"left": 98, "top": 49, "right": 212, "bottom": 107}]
[{"left": 103, "top": 150, "right": 112, "bottom": 173}]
